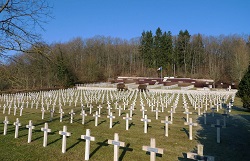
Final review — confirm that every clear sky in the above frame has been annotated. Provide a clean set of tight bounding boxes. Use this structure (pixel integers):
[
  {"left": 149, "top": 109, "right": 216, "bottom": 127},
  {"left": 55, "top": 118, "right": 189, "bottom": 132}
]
[{"left": 42, "top": 0, "right": 250, "bottom": 43}]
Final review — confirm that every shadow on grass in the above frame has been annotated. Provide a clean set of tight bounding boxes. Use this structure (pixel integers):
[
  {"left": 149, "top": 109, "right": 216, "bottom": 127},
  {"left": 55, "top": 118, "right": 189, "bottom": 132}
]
[
  {"left": 67, "top": 138, "right": 82, "bottom": 152},
  {"left": 112, "top": 121, "right": 120, "bottom": 127},
  {"left": 119, "top": 143, "right": 133, "bottom": 161},
  {"left": 178, "top": 108, "right": 250, "bottom": 161},
  {"left": 47, "top": 133, "right": 61, "bottom": 146},
  {"left": 129, "top": 122, "right": 135, "bottom": 129},
  {"left": 181, "top": 128, "right": 189, "bottom": 138},
  {"left": 89, "top": 139, "right": 109, "bottom": 159},
  {"left": 98, "top": 120, "right": 106, "bottom": 126},
  {"left": 85, "top": 119, "right": 95, "bottom": 125}
]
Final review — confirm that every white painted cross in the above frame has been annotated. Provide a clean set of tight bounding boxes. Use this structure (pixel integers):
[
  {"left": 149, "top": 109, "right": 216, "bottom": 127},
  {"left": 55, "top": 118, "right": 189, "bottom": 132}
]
[
  {"left": 211, "top": 119, "right": 224, "bottom": 143},
  {"left": 168, "top": 108, "right": 175, "bottom": 122},
  {"left": 183, "top": 109, "right": 192, "bottom": 122},
  {"left": 80, "top": 110, "right": 87, "bottom": 125},
  {"left": 107, "top": 105, "right": 112, "bottom": 115},
  {"left": 128, "top": 106, "right": 134, "bottom": 117},
  {"left": 107, "top": 112, "right": 116, "bottom": 128},
  {"left": 93, "top": 111, "right": 100, "bottom": 126},
  {"left": 69, "top": 109, "right": 75, "bottom": 123},
  {"left": 89, "top": 104, "right": 93, "bottom": 114},
  {"left": 81, "top": 129, "right": 95, "bottom": 160},
  {"left": 203, "top": 110, "right": 207, "bottom": 125},
  {"left": 108, "top": 133, "right": 125, "bottom": 161},
  {"left": 3, "top": 116, "right": 9, "bottom": 135},
  {"left": 141, "top": 115, "right": 151, "bottom": 133},
  {"left": 59, "top": 108, "right": 64, "bottom": 122},
  {"left": 153, "top": 107, "right": 161, "bottom": 120},
  {"left": 13, "top": 118, "right": 21, "bottom": 138},
  {"left": 19, "top": 106, "right": 23, "bottom": 116},
  {"left": 59, "top": 126, "right": 71, "bottom": 153},
  {"left": 97, "top": 105, "right": 103, "bottom": 115},
  {"left": 50, "top": 109, "right": 54, "bottom": 121},
  {"left": 187, "top": 144, "right": 214, "bottom": 161},
  {"left": 41, "top": 123, "right": 51, "bottom": 147},
  {"left": 161, "top": 116, "right": 172, "bottom": 137},
  {"left": 26, "top": 120, "right": 35, "bottom": 143},
  {"left": 117, "top": 105, "right": 122, "bottom": 116},
  {"left": 123, "top": 113, "right": 132, "bottom": 130},
  {"left": 41, "top": 108, "right": 46, "bottom": 120},
  {"left": 142, "top": 138, "right": 164, "bottom": 161},
  {"left": 184, "top": 118, "right": 197, "bottom": 140},
  {"left": 140, "top": 107, "right": 147, "bottom": 118}
]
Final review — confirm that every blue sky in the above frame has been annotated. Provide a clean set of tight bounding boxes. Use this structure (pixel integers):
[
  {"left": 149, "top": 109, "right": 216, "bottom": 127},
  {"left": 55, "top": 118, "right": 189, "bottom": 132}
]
[{"left": 42, "top": 0, "right": 250, "bottom": 43}]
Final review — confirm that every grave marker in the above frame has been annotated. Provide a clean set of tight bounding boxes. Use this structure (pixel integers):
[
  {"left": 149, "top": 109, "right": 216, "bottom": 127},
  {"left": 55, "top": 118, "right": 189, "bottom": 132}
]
[
  {"left": 13, "top": 118, "right": 21, "bottom": 138},
  {"left": 160, "top": 116, "right": 172, "bottom": 137},
  {"left": 69, "top": 109, "right": 75, "bottom": 123},
  {"left": 81, "top": 129, "right": 95, "bottom": 160},
  {"left": 123, "top": 113, "right": 132, "bottom": 130},
  {"left": 26, "top": 120, "right": 35, "bottom": 143},
  {"left": 187, "top": 144, "right": 214, "bottom": 161},
  {"left": 211, "top": 119, "right": 224, "bottom": 143},
  {"left": 141, "top": 115, "right": 151, "bottom": 133},
  {"left": 3, "top": 116, "right": 9, "bottom": 135},
  {"left": 80, "top": 110, "right": 87, "bottom": 124},
  {"left": 107, "top": 112, "right": 116, "bottom": 128},
  {"left": 59, "top": 126, "right": 71, "bottom": 153},
  {"left": 93, "top": 111, "right": 100, "bottom": 126},
  {"left": 184, "top": 118, "right": 197, "bottom": 140},
  {"left": 142, "top": 138, "right": 164, "bottom": 161},
  {"left": 108, "top": 133, "right": 125, "bottom": 161},
  {"left": 41, "top": 123, "right": 51, "bottom": 147}
]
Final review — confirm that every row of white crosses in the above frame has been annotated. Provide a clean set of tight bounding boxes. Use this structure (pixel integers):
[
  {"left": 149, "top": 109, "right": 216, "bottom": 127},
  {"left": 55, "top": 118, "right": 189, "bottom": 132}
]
[{"left": 3, "top": 117, "right": 165, "bottom": 161}]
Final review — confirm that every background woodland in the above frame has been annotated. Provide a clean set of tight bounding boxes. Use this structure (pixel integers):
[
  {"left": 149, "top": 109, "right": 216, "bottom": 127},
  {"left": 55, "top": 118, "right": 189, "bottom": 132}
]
[{"left": 1, "top": 28, "right": 250, "bottom": 90}]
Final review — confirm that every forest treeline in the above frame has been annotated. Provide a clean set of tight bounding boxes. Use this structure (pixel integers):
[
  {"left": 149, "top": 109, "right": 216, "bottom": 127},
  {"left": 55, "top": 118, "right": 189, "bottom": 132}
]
[{"left": 0, "top": 27, "right": 250, "bottom": 90}]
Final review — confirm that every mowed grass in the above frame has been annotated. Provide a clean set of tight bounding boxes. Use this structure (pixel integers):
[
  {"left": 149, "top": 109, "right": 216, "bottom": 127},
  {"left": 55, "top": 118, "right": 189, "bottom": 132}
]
[{"left": 0, "top": 90, "right": 249, "bottom": 161}]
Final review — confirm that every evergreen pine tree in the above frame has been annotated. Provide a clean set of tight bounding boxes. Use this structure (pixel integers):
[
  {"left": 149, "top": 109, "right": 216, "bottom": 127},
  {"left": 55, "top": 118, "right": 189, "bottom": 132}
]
[{"left": 238, "top": 64, "right": 250, "bottom": 109}]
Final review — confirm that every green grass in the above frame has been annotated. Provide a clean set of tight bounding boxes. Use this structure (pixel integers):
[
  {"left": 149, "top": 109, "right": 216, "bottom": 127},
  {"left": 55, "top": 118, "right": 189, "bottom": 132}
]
[{"left": 0, "top": 90, "right": 249, "bottom": 161}]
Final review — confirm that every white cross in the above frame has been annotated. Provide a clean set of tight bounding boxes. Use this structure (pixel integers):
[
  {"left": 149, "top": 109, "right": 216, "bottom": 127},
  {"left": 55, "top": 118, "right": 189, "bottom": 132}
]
[
  {"left": 161, "top": 116, "right": 172, "bottom": 137},
  {"left": 184, "top": 118, "right": 197, "bottom": 140},
  {"left": 89, "top": 104, "right": 93, "bottom": 114},
  {"left": 13, "top": 118, "right": 21, "bottom": 138},
  {"left": 123, "top": 113, "right": 132, "bottom": 130},
  {"left": 107, "top": 105, "right": 112, "bottom": 115},
  {"left": 80, "top": 110, "right": 87, "bottom": 124},
  {"left": 81, "top": 129, "right": 95, "bottom": 160},
  {"left": 69, "top": 109, "right": 75, "bottom": 123},
  {"left": 211, "top": 119, "right": 224, "bottom": 143},
  {"left": 59, "top": 126, "right": 71, "bottom": 153},
  {"left": 140, "top": 107, "right": 147, "bottom": 118},
  {"left": 128, "top": 106, "right": 134, "bottom": 117},
  {"left": 107, "top": 112, "right": 116, "bottom": 128},
  {"left": 187, "top": 144, "right": 215, "bottom": 161},
  {"left": 117, "top": 105, "right": 122, "bottom": 116},
  {"left": 142, "top": 138, "right": 164, "bottom": 161},
  {"left": 3, "top": 116, "right": 9, "bottom": 135},
  {"left": 41, "top": 123, "right": 51, "bottom": 147},
  {"left": 97, "top": 105, "right": 103, "bottom": 114},
  {"left": 41, "top": 108, "right": 46, "bottom": 120},
  {"left": 59, "top": 108, "right": 64, "bottom": 122},
  {"left": 141, "top": 115, "right": 151, "bottom": 133},
  {"left": 153, "top": 107, "right": 161, "bottom": 120},
  {"left": 108, "top": 133, "right": 125, "bottom": 161},
  {"left": 168, "top": 108, "right": 175, "bottom": 122},
  {"left": 183, "top": 109, "right": 192, "bottom": 122},
  {"left": 26, "top": 120, "right": 35, "bottom": 143},
  {"left": 93, "top": 111, "right": 100, "bottom": 126}
]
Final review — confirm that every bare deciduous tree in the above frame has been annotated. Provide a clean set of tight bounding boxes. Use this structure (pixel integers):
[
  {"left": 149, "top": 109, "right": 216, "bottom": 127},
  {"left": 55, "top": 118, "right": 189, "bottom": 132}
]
[{"left": 0, "top": 0, "right": 52, "bottom": 55}]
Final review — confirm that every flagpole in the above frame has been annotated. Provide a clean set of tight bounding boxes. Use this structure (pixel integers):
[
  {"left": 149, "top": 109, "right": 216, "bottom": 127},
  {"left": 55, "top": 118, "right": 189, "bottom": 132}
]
[{"left": 161, "top": 66, "right": 162, "bottom": 81}]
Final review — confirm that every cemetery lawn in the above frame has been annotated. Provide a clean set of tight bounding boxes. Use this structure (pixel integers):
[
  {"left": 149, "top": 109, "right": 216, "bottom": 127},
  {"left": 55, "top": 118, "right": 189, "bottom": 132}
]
[{"left": 0, "top": 91, "right": 250, "bottom": 161}]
